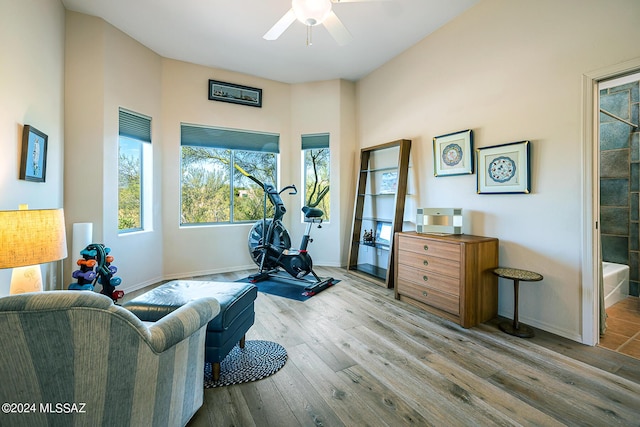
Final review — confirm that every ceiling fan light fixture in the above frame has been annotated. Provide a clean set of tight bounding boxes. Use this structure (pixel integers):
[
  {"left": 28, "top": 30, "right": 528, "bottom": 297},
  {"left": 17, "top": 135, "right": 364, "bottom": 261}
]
[{"left": 292, "top": 0, "right": 332, "bottom": 26}]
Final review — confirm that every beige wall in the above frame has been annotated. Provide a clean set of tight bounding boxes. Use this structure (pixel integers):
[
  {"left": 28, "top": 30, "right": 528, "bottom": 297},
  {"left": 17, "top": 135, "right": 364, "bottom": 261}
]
[
  {"left": 339, "top": 80, "right": 358, "bottom": 265},
  {"left": 65, "top": 12, "right": 164, "bottom": 291},
  {"left": 159, "top": 65, "right": 356, "bottom": 276},
  {"left": 6, "top": 0, "right": 638, "bottom": 343},
  {"left": 63, "top": 13, "right": 356, "bottom": 289},
  {"left": 0, "top": 0, "right": 66, "bottom": 292},
  {"left": 102, "top": 17, "right": 164, "bottom": 289},
  {"left": 290, "top": 80, "right": 357, "bottom": 268},
  {"left": 356, "top": 0, "right": 640, "bottom": 341},
  {"left": 64, "top": 12, "right": 106, "bottom": 286},
  {"left": 160, "top": 59, "right": 293, "bottom": 277}
]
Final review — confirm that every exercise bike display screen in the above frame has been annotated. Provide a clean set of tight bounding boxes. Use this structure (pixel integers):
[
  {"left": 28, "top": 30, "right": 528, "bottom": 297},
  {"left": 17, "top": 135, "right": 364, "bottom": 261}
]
[{"left": 375, "top": 222, "right": 392, "bottom": 248}]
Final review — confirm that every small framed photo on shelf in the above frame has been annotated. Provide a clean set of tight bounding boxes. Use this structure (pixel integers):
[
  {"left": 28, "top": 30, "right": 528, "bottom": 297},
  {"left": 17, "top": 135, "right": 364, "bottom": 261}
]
[
  {"left": 208, "top": 80, "right": 262, "bottom": 107},
  {"left": 433, "top": 129, "right": 473, "bottom": 177},
  {"left": 20, "top": 125, "right": 48, "bottom": 183},
  {"left": 379, "top": 171, "right": 397, "bottom": 194},
  {"left": 476, "top": 140, "right": 531, "bottom": 194}
]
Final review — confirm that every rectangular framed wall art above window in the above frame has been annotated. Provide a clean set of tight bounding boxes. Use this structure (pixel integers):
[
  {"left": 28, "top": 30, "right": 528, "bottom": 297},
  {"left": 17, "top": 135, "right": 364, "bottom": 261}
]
[
  {"left": 208, "top": 80, "right": 262, "bottom": 108},
  {"left": 20, "top": 125, "right": 48, "bottom": 183},
  {"left": 433, "top": 129, "right": 473, "bottom": 177},
  {"left": 476, "top": 140, "right": 531, "bottom": 194}
]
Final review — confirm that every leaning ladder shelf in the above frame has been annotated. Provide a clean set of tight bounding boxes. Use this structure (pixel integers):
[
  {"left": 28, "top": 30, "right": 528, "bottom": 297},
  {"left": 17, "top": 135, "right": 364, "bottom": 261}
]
[{"left": 347, "top": 139, "right": 411, "bottom": 288}]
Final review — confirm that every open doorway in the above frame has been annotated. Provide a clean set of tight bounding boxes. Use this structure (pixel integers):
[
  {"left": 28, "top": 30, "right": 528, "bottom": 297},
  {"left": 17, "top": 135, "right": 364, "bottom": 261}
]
[
  {"left": 581, "top": 58, "right": 640, "bottom": 348},
  {"left": 597, "top": 72, "right": 640, "bottom": 358}
]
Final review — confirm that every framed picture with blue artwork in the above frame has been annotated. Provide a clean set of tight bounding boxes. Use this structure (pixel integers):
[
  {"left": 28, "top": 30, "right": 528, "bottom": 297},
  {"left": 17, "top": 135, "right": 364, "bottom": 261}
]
[
  {"left": 476, "top": 140, "right": 530, "bottom": 194},
  {"left": 19, "top": 125, "right": 48, "bottom": 183},
  {"left": 433, "top": 129, "right": 473, "bottom": 176}
]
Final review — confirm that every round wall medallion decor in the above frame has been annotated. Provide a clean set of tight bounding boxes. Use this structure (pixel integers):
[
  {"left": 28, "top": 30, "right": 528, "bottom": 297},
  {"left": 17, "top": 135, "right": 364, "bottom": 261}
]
[
  {"left": 442, "top": 143, "right": 463, "bottom": 166},
  {"left": 488, "top": 156, "right": 516, "bottom": 183}
]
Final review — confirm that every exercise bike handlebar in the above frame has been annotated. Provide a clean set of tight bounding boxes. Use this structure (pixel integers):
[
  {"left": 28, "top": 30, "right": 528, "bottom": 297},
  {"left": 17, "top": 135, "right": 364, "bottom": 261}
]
[
  {"left": 279, "top": 185, "right": 297, "bottom": 195},
  {"left": 234, "top": 163, "right": 297, "bottom": 195}
]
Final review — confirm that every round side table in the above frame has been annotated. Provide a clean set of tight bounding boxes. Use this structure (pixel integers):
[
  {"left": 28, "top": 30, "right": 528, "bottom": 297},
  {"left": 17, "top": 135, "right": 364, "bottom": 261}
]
[{"left": 493, "top": 267, "right": 543, "bottom": 338}]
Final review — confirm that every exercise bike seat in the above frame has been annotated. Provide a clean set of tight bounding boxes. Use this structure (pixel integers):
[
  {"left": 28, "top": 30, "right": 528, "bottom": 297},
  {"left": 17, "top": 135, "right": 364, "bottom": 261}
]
[{"left": 302, "top": 206, "right": 323, "bottom": 219}]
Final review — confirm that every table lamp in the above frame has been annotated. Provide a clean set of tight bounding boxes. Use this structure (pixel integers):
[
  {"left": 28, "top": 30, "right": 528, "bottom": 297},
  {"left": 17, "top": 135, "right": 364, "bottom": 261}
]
[{"left": 0, "top": 208, "right": 67, "bottom": 294}]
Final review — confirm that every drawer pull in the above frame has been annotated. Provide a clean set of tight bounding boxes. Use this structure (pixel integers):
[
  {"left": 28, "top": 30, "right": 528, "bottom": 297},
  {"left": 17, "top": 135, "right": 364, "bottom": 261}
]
[
  {"left": 423, "top": 244, "right": 429, "bottom": 251},
  {"left": 422, "top": 290, "right": 428, "bottom": 297},
  {"left": 423, "top": 275, "right": 428, "bottom": 282},
  {"left": 423, "top": 259, "right": 429, "bottom": 266}
]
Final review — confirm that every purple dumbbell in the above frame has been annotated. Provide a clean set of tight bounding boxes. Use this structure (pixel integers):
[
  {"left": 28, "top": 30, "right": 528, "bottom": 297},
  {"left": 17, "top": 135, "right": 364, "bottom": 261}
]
[{"left": 72, "top": 270, "right": 96, "bottom": 281}]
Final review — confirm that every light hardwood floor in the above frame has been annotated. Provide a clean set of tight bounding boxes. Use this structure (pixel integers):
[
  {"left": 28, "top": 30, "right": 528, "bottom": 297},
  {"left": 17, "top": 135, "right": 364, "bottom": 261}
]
[{"left": 134, "top": 267, "right": 640, "bottom": 426}]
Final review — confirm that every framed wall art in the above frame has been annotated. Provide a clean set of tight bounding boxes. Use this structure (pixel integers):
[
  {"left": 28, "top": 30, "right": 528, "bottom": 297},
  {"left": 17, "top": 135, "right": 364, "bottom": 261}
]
[
  {"left": 208, "top": 79, "right": 262, "bottom": 107},
  {"left": 433, "top": 129, "right": 473, "bottom": 176},
  {"left": 476, "top": 140, "right": 530, "bottom": 194},
  {"left": 19, "top": 125, "right": 48, "bottom": 183}
]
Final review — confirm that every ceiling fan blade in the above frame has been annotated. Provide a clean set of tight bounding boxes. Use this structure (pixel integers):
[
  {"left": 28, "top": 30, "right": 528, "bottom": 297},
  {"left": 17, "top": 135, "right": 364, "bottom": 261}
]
[
  {"left": 323, "top": 11, "right": 353, "bottom": 46},
  {"left": 263, "top": 9, "right": 296, "bottom": 41}
]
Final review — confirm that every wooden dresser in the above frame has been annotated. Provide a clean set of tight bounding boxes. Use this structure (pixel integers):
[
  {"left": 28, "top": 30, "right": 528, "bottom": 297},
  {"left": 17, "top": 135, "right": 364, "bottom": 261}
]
[{"left": 394, "top": 232, "right": 499, "bottom": 328}]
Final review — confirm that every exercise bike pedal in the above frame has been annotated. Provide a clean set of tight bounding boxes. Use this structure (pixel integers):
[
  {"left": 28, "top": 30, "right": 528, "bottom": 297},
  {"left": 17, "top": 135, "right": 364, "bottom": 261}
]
[
  {"left": 303, "top": 278, "right": 334, "bottom": 296},
  {"left": 247, "top": 271, "right": 271, "bottom": 283}
]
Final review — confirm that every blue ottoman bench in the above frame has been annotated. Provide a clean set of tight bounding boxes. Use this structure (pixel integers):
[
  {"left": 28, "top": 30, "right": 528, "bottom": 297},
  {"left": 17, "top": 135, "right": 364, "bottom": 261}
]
[{"left": 123, "top": 280, "right": 257, "bottom": 380}]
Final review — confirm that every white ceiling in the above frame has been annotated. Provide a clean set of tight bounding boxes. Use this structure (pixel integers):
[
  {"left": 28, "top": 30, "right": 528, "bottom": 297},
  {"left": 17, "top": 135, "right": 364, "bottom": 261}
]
[{"left": 60, "top": 0, "right": 479, "bottom": 84}]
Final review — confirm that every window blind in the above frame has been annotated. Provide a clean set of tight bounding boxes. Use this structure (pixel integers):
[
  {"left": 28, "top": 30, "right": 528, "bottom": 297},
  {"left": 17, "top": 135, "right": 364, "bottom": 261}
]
[
  {"left": 181, "top": 123, "right": 279, "bottom": 153},
  {"left": 119, "top": 108, "right": 151, "bottom": 143},
  {"left": 301, "top": 133, "right": 330, "bottom": 150}
]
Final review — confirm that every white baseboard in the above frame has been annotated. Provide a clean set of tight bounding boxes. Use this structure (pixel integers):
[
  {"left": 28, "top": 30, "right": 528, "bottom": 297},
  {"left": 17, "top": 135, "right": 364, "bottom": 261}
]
[
  {"left": 316, "top": 261, "right": 343, "bottom": 268},
  {"left": 498, "top": 309, "right": 583, "bottom": 343},
  {"left": 119, "top": 263, "right": 345, "bottom": 297},
  {"left": 118, "top": 276, "right": 164, "bottom": 294}
]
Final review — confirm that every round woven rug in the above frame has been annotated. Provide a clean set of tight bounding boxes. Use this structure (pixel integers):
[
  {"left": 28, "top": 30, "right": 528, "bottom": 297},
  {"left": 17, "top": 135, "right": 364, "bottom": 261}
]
[{"left": 204, "top": 340, "right": 287, "bottom": 388}]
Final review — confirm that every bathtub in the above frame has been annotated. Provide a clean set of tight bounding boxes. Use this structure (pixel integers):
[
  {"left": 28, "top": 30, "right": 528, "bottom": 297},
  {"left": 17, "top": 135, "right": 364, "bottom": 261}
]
[{"left": 602, "top": 261, "right": 629, "bottom": 309}]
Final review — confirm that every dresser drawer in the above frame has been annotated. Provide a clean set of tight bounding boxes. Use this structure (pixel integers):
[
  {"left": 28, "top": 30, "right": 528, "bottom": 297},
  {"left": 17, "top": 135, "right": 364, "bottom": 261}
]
[
  {"left": 394, "top": 232, "right": 499, "bottom": 328},
  {"left": 397, "top": 264, "right": 460, "bottom": 296},
  {"left": 397, "top": 250, "right": 460, "bottom": 280},
  {"left": 397, "top": 278, "right": 460, "bottom": 315},
  {"left": 397, "top": 236, "right": 461, "bottom": 261}
]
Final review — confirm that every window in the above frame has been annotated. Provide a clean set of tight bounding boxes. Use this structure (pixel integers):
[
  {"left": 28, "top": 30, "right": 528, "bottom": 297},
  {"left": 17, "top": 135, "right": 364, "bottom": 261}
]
[
  {"left": 302, "top": 133, "right": 330, "bottom": 221},
  {"left": 180, "top": 124, "right": 279, "bottom": 225},
  {"left": 118, "top": 109, "right": 151, "bottom": 233}
]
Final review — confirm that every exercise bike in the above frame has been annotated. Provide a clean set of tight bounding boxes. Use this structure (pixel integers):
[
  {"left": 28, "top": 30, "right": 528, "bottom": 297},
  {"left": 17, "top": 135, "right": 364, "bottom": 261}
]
[{"left": 235, "top": 164, "right": 335, "bottom": 296}]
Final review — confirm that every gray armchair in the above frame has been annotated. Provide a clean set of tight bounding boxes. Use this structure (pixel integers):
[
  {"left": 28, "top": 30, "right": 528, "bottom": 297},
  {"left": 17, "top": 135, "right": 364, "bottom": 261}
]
[{"left": 0, "top": 291, "right": 220, "bottom": 427}]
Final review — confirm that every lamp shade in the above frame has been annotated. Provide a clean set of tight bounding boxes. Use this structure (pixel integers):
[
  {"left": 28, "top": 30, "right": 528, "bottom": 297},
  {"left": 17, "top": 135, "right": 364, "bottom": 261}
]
[{"left": 0, "top": 208, "right": 68, "bottom": 269}]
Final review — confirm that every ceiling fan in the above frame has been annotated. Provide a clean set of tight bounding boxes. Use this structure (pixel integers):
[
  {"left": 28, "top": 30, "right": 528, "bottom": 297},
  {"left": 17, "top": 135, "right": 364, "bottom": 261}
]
[{"left": 264, "top": 0, "right": 390, "bottom": 46}]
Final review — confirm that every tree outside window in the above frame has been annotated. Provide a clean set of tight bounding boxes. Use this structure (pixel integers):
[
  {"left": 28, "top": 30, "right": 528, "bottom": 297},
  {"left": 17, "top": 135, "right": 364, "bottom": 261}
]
[
  {"left": 118, "top": 109, "right": 151, "bottom": 233},
  {"left": 180, "top": 124, "right": 279, "bottom": 225},
  {"left": 180, "top": 145, "right": 277, "bottom": 225},
  {"left": 302, "top": 133, "right": 330, "bottom": 221},
  {"left": 118, "top": 137, "right": 143, "bottom": 230}
]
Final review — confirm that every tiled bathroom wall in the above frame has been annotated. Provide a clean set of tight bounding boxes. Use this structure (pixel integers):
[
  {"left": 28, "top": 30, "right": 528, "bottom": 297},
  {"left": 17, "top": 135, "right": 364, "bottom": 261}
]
[{"left": 600, "top": 80, "right": 640, "bottom": 297}]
